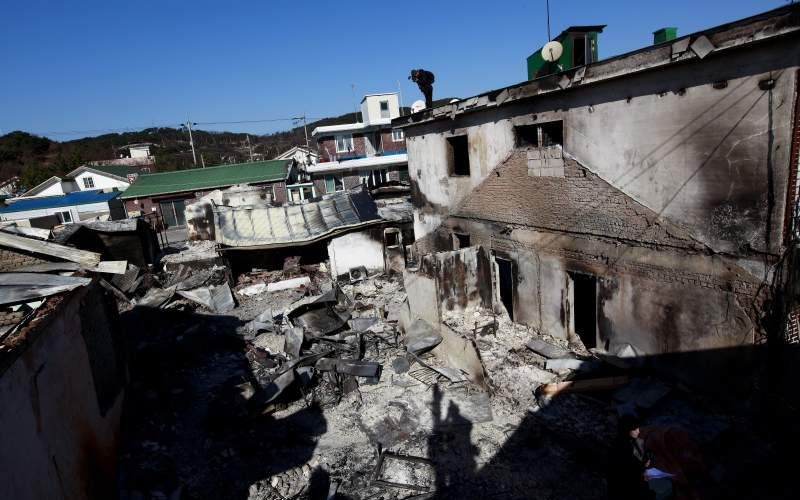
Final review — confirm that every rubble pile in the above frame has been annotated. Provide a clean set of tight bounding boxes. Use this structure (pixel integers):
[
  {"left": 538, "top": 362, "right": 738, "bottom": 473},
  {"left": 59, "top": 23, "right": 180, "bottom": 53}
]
[{"left": 109, "top": 243, "right": 762, "bottom": 500}]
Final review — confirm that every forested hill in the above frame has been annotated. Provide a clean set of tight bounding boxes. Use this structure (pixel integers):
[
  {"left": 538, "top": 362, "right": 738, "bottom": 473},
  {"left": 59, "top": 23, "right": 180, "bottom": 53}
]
[
  {"left": 0, "top": 98, "right": 455, "bottom": 190},
  {"left": 0, "top": 112, "right": 357, "bottom": 190}
]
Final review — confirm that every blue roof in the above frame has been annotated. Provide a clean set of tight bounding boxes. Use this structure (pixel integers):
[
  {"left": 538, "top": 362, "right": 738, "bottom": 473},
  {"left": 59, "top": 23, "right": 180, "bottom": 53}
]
[{"left": 0, "top": 190, "right": 121, "bottom": 213}]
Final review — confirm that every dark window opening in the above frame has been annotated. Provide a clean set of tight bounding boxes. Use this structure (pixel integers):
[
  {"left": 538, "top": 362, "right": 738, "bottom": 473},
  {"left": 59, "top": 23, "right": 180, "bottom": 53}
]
[
  {"left": 514, "top": 121, "right": 563, "bottom": 148},
  {"left": 571, "top": 272, "right": 597, "bottom": 349},
  {"left": 453, "top": 232, "right": 470, "bottom": 249},
  {"left": 447, "top": 135, "right": 470, "bottom": 176},
  {"left": 573, "top": 36, "right": 587, "bottom": 67},
  {"left": 497, "top": 257, "right": 514, "bottom": 321},
  {"left": 540, "top": 121, "right": 563, "bottom": 147},
  {"left": 515, "top": 124, "right": 540, "bottom": 147},
  {"left": 385, "top": 230, "right": 400, "bottom": 247}
]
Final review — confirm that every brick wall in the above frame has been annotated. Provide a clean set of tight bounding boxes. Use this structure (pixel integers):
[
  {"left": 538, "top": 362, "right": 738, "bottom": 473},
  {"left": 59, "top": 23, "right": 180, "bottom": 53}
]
[
  {"left": 0, "top": 247, "right": 50, "bottom": 272},
  {"left": 317, "top": 135, "right": 367, "bottom": 162},
  {"left": 380, "top": 130, "right": 406, "bottom": 153},
  {"left": 456, "top": 149, "right": 699, "bottom": 249}
]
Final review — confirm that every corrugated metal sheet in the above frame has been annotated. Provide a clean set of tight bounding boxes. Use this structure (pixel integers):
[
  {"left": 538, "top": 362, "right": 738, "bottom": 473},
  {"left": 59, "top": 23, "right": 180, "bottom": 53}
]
[{"left": 214, "top": 188, "right": 381, "bottom": 248}]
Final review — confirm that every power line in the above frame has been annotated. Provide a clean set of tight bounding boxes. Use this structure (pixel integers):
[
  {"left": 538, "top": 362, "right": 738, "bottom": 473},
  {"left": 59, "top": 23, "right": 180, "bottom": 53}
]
[{"left": 28, "top": 116, "right": 330, "bottom": 137}]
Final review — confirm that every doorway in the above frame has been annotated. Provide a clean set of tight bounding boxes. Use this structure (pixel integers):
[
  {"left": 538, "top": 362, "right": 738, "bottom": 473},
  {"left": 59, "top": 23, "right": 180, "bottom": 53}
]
[
  {"left": 571, "top": 272, "right": 597, "bottom": 348},
  {"left": 496, "top": 257, "right": 514, "bottom": 321}
]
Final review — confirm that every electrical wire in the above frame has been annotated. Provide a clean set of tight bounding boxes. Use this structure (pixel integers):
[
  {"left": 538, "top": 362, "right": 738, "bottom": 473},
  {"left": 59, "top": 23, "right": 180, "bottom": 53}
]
[{"left": 29, "top": 116, "right": 329, "bottom": 137}]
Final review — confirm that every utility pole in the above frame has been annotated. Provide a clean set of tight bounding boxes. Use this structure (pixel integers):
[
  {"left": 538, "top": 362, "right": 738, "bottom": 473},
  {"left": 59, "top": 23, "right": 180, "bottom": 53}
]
[
  {"left": 351, "top": 84, "right": 359, "bottom": 122},
  {"left": 200, "top": 153, "right": 206, "bottom": 168},
  {"left": 292, "top": 115, "right": 310, "bottom": 149},
  {"left": 397, "top": 80, "right": 404, "bottom": 116},
  {"left": 246, "top": 134, "right": 254, "bottom": 161},
  {"left": 182, "top": 119, "right": 198, "bottom": 166}
]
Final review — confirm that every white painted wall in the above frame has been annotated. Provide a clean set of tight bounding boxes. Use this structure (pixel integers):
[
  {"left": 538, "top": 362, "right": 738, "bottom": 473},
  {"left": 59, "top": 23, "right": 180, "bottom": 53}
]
[
  {"left": 0, "top": 201, "right": 113, "bottom": 224},
  {"left": 129, "top": 145, "right": 151, "bottom": 158},
  {"left": 327, "top": 231, "right": 384, "bottom": 277},
  {"left": 73, "top": 171, "right": 129, "bottom": 191},
  {"left": 361, "top": 94, "right": 400, "bottom": 125},
  {"left": 407, "top": 119, "right": 515, "bottom": 238},
  {"left": 30, "top": 182, "right": 66, "bottom": 198}
]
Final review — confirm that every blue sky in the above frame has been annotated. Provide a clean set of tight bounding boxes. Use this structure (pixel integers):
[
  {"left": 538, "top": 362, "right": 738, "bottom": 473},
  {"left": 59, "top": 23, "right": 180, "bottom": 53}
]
[{"left": 0, "top": 0, "right": 786, "bottom": 140}]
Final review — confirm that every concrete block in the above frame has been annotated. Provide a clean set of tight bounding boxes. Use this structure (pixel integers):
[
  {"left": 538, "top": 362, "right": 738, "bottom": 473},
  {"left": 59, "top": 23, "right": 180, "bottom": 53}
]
[
  {"left": 402, "top": 269, "right": 441, "bottom": 326},
  {"left": 690, "top": 35, "right": 715, "bottom": 59}
]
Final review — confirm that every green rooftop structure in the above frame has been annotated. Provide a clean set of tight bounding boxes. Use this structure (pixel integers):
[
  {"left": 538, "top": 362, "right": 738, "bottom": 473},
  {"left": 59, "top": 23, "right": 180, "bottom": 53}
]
[
  {"left": 653, "top": 27, "right": 678, "bottom": 44},
  {"left": 526, "top": 25, "right": 605, "bottom": 80},
  {"left": 119, "top": 159, "right": 292, "bottom": 199}
]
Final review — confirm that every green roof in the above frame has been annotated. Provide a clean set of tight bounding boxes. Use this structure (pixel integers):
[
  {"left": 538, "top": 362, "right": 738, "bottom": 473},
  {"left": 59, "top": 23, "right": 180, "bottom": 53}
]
[{"left": 119, "top": 160, "right": 291, "bottom": 199}]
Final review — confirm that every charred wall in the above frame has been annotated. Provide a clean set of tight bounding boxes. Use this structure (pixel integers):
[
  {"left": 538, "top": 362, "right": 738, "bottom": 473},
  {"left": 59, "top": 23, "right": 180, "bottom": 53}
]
[
  {"left": 430, "top": 216, "right": 762, "bottom": 354},
  {"left": 0, "top": 282, "right": 124, "bottom": 500},
  {"left": 404, "top": 33, "right": 800, "bottom": 260}
]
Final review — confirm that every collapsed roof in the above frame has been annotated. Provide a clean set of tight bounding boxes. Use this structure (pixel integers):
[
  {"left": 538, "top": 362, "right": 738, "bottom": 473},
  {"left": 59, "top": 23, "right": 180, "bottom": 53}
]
[{"left": 214, "top": 186, "right": 383, "bottom": 249}]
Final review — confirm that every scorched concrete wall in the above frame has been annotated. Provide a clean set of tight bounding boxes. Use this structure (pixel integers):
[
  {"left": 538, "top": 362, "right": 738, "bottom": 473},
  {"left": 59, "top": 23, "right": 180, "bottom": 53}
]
[
  {"left": 404, "top": 35, "right": 800, "bottom": 259},
  {"left": 0, "top": 284, "right": 124, "bottom": 500}
]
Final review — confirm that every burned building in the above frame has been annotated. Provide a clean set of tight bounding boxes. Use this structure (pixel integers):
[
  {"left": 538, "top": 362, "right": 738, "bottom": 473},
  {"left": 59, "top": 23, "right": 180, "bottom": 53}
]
[{"left": 393, "top": 5, "right": 800, "bottom": 354}]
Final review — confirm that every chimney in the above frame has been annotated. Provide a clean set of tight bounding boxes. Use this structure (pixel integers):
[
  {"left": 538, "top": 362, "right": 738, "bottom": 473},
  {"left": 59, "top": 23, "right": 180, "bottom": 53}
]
[{"left": 653, "top": 27, "right": 677, "bottom": 45}]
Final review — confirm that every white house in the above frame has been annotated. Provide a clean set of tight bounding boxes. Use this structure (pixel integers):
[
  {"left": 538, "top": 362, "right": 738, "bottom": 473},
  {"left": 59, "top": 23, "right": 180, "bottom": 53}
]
[
  {"left": 0, "top": 189, "right": 124, "bottom": 227},
  {"left": 274, "top": 145, "right": 319, "bottom": 166},
  {"left": 16, "top": 164, "right": 151, "bottom": 200}
]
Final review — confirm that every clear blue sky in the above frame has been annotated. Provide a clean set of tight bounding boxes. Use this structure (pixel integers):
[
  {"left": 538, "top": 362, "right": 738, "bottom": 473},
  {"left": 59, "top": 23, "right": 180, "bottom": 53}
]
[{"left": 0, "top": 0, "right": 786, "bottom": 140}]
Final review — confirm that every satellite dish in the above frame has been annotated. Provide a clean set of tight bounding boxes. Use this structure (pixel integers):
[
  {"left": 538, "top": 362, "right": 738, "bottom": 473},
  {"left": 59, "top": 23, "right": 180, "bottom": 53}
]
[
  {"left": 541, "top": 40, "right": 563, "bottom": 62},
  {"left": 411, "top": 100, "right": 426, "bottom": 113}
]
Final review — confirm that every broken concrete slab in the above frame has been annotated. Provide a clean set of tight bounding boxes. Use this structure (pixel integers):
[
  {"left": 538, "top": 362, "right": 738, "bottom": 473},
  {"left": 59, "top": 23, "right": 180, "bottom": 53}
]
[
  {"left": 404, "top": 319, "right": 442, "bottom": 355},
  {"left": 402, "top": 270, "right": 440, "bottom": 326},
  {"left": 690, "top": 35, "right": 715, "bottom": 59},
  {"left": 431, "top": 324, "right": 488, "bottom": 389},
  {"left": 253, "top": 332, "right": 285, "bottom": 354}
]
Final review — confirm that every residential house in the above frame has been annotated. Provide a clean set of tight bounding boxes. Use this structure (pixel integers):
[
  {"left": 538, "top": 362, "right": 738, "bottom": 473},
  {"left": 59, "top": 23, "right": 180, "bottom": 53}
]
[
  {"left": 305, "top": 93, "right": 408, "bottom": 200},
  {"left": 393, "top": 5, "right": 800, "bottom": 362},
  {"left": 17, "top": 164, "right": 152, "bottom": 199},
  {"left": 118, "top": 159, "right": 296, "bottom": 228},
  {"left": 0, "top": 190, "right": 125, "bottom": 227},
  {"left": 274, "top": 145, "right": 318, "bottom": 167}
]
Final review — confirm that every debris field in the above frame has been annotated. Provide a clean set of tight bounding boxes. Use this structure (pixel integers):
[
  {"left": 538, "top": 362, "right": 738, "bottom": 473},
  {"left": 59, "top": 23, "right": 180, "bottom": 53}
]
[{"left": 112, "top": 242, "right": 772, "bottom": 500}]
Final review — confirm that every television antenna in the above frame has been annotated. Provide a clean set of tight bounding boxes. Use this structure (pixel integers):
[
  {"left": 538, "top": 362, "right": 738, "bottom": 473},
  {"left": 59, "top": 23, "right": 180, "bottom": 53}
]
[{"left": 541, "top": 0, "right": 562, "bottom": 62}]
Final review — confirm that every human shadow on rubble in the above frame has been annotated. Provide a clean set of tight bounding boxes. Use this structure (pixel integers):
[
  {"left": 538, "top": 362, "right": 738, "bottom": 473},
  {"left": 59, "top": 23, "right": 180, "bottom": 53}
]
[
  {"left": 117, "top": 306, "right": 327, "bottom": 500},
  {"left": 422, "top": 343, "right": 800, "bottom": 500}
]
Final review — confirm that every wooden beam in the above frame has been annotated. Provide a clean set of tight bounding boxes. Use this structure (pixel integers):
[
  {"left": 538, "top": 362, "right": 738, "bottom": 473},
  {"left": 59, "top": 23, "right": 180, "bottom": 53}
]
[{"left": 0, "top": 232, "right": 101, "bottom": 267}]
